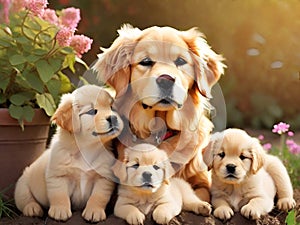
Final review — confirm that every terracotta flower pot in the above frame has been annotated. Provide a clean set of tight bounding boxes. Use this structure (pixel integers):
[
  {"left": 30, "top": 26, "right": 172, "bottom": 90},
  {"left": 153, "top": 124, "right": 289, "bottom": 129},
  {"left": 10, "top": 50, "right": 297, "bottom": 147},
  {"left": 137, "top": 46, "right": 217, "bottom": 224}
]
[{"left": 0, "top": 108, "right": 50, "bottom": 197}]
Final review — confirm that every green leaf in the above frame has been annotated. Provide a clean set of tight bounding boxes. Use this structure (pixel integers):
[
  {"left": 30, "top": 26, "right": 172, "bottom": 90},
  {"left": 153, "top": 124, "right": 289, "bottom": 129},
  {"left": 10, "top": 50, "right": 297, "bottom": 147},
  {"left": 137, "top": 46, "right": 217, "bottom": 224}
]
[
  {"left": 33, "top": 49, "right": 48, "bottom": 55},
  {"left": 63, "top": 54, "right": 76, "bottom": 73},
  {"left": 8, "top": 104, "right": 23, "bottom": 120},
  {"left": 48, "top": 58, "right": 62, "bottom": 73},
  {"left": 46, "top": 79, "right": 61, "bottom": 99},
  {"left": 26, "top": 55, "right": 41, "bottom": 63},
  {"left": 0, "top": 75, "right": 10, "bottom": 92},
  {"left": 285, "top": 209, "right": 296, "bottom": 225},
  {"left": 75, "top": 56, "right": 89, "bottom": 70},
  {"left": 0, "top": 93, "right": 6, "bottom": 104},
  {"left": 23, "top": 105, "right": 34, "bottom": 122},
  {"left": 9, "top": 55, "right": 26, "bottom": 66},
  {"left": 9, "top": 92, "right": 34, "bottom": 106},
  {"left": 23, "top": 71, "right": 44, "bottom": 93},
  {"left": 36, "top": 59, "right": 54, "bottom": 82},
  {"left": 36, "top": 93, "right": 56, "bottom": 116},
  {"left": 58, "top": 72, "right": 72, "bottom": 93}
]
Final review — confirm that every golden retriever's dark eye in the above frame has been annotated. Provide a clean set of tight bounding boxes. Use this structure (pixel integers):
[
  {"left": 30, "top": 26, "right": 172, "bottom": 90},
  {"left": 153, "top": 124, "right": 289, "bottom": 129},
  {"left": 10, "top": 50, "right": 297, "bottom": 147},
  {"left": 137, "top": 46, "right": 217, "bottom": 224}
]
[
  {"left": 131, "top": 163, "right": 139, "bottom": 169},
  {"left": 218, "top": 152, "right": 225, "bottom": 159},
  {"left": 240, "top": 154, "right": 247, "bottom": 160},
  {"left": 153, "top": 165, "right": 160, "bottom": 170},
  {"left": 85, "top": 109, "right": 98, "bottom": 115},
  {"left": 174, "top": 57, "right": 187, "bottom": 66},
  {"left": 139, "top": 57, "right": 155, "bottom": 67}
]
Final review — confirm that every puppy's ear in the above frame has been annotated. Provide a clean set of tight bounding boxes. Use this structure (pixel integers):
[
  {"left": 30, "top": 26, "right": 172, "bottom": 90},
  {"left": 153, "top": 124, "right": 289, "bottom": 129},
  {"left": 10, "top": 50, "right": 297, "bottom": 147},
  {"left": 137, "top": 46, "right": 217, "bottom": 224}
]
[
  {"left": 163, "top": 160, "right": 175, "bottom": 185},
  {"left": 93, "top": 24, "right": 142, "bottom": 97},
  {"left": 181, "top": 28, "right": 226, "bottom": 98},
  {"left": 250, "top": 138, "right": 265, "bottom": 174},
  {"left": 203, "top": 132, "right": 223, "bottom": 170},
  {"left": 112, "top": 150, "right": 129, "bottom": 183},
  {"left": 51, "top": 94, "right": 80, "bottom": 133}
]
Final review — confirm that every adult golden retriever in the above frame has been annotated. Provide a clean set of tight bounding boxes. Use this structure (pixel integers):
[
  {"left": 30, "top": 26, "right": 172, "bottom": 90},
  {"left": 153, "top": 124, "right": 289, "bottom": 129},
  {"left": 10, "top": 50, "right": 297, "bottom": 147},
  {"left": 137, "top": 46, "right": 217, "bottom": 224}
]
[
  {"left": 203, "top": 128, "right": 296, "bottom": 220},
  {"left": 14, "top": 85, "right": 124, "bottom": 222},
  {"left": 113, "top": 143, "right": 211, "bottom": 225},
  {"left": 93, "top": 24, "right": 225, "bottom": 202}
]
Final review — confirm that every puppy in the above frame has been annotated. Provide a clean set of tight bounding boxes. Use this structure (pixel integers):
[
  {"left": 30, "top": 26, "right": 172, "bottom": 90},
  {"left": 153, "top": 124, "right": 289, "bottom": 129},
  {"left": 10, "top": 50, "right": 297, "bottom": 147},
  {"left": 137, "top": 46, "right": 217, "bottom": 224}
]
[
  {"left": 113, "top": 143, "right": 211, "bottom": 225},
  {"left": 14, "top": 85, "right": 124, "bottom": 222},
  {"left": 93, "top": 24, "right": 226, "bottom": 202},
  {"left": 203, "top": 128, "right": 295, "bottom": 220}
]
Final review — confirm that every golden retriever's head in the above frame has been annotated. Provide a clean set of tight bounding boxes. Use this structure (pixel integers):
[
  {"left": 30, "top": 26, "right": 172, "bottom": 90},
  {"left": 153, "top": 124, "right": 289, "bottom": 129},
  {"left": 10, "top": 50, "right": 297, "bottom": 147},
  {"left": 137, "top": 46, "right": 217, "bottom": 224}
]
[
  {"left": 203, "top": 129, "right": 265, "bottom": 184},
  {"left": 93, "top": 24, "right": 225, "bottom": 106},
  {"left": 51, "top": 85, "right": 124, "bottom": 144},
  {"left": 112, "top": 143, "right": 175, "bottom": 193}
]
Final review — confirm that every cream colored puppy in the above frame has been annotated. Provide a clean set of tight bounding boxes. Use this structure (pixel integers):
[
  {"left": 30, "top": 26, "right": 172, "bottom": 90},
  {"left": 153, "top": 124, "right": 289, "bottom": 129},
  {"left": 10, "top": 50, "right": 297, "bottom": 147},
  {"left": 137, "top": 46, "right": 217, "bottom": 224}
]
[
  {"left": 113, "top": 143, "right": 211, "bottom": 225},
  {"left": 14, "top": 85, "right": 124, "bottom": 222},
  {"left": 204, "top": 128, "right": 295, "bottom": 220}
]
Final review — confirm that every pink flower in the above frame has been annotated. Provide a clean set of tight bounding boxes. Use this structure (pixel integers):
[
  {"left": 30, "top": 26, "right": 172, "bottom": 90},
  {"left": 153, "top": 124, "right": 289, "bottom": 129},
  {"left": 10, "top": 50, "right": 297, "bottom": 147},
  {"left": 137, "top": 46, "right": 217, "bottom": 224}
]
[
  {"left": 263, "top": 143, "right": 272, "bottom": 151},
  {"left": 287, "top": 131, "right": 294, "bottom": 137},
  {"left": 60, "top": 7, "right": 80, "bottom": 30},
  {"left": 286, "top": 139, "right": 300, "bottom": 155},
  {"left": 56, "top": 26, "right": 74, "bottom": 47},
  {"left": 70, "top": 34, "right": 93, "bottom": 58},
  {"left": 25, "top": 0, "right": 48, "bottom": 17},
  {"left": 272, "top": 122, "right": 290, "bottom": 135},
  {"left": 42, "top": 8, "right": 58, "bottom": 25},
  {"left": 258, "top": 135, "right": 264, "bottom": 141},
  {"left": 0, "top": 0, "right": 11, "bottom": 23}
]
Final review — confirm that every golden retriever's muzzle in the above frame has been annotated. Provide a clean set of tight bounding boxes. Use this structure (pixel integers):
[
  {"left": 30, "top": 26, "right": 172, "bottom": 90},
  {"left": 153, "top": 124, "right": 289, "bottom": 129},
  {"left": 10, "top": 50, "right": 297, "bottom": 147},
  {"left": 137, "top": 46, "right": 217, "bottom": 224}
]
[
  {"left": 225, "top": 164, "right": 237, "bottom": 178},
  {"left": 141, "top": 171, "right": 154, "bottom": 188},
  {"left": 92, "top": 115, "right": 121, "bottom": 136}
]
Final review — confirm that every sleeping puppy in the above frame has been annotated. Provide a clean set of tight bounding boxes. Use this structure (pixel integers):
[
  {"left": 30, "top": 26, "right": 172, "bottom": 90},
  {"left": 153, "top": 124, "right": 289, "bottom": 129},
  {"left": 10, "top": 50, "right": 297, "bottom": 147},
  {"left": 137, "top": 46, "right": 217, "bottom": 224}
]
[
  {"left": 14, "top": 85, "right": 124, "bottom": 222},
  {"left": 93, "top": 24, "right": 226, "bottom": 202},
  {"left": 113, "top": 143, "right": 211, "bottom": 225},
  {"left": 203, "top": 128, "right": 295, "bottom": 220}
]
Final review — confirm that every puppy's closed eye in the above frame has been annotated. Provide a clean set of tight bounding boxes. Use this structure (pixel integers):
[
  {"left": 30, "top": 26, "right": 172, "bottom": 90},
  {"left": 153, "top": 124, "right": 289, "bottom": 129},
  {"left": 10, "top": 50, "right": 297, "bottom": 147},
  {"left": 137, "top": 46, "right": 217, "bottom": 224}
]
[
  {"left": 217, "top": 151, "right": 225, "bottom": 159},
  {"left": 139, "top": 57, "right": 155, "bottom": 67},
  {"left": 85, "top": 109, "right": 98, "bottom": 115},
  {"left": 174, "top": 57, "right": 187, "bottom": 66},
  {"left": 239, "top": 154, "right": 248, "bottom": 160}
]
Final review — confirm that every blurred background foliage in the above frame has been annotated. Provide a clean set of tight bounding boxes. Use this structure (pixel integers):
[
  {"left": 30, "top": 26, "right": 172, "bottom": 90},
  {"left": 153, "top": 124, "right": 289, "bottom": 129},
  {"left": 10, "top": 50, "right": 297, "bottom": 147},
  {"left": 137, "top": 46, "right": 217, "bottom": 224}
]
[{"left": 50, "top": 0, "right": 300, "bottom": 130}]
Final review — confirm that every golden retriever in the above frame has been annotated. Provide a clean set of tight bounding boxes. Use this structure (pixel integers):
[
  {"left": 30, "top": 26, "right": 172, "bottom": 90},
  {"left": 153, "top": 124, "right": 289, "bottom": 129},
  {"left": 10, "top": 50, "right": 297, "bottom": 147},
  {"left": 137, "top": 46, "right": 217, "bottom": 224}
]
[
  {"left": 203, "top": 128, "right": 296, "bottom": 220},
  {"left": 93, "top": 24, "right": 226, "bottom": 202},
  {"left": 14, "top": 85, "right": 124, "bottom": 222},
  {"left": 112, "top": 143, "right": 211, "bottom": 225}
]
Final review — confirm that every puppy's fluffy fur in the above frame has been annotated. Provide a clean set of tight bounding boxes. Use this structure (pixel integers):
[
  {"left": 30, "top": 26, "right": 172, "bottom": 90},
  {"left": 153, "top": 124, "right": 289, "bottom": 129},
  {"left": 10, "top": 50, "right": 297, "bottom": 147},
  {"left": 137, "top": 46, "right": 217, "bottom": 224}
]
[
  {"left": 93, "top": 24, "right": 226, "bottom": 202},
  {"left": 14, "top": 85, "right": 124, "bottom": 222},
  {"left": 113, "top": 144, "right": 211, "bottom": 225},
  {"left": 203, "top": 128, "right": 296, "bottom": 220}
]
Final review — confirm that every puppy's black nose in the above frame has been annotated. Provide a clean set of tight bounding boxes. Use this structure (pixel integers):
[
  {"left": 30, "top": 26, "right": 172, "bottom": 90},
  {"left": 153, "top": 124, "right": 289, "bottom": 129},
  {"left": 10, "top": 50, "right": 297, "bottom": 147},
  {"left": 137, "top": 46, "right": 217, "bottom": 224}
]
[
  {"left": 226, "top": 164, "right": 236, "bottom": 174},
  {"left": 107, "top": 115, "right": 118, "bottom": 127},
  {"left": 156, "top": 74, "right": 175, "bottom": 90},
  {"left": 142, "top": 171, "right": 152, "bottom": 182}
]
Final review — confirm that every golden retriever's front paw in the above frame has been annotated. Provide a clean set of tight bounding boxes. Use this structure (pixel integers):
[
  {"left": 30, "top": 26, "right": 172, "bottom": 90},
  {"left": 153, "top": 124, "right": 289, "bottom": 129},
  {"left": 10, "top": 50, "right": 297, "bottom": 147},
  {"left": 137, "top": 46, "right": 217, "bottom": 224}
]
[
  {"left": 23, "top": 202, "right": 43, "bottom": 217},
  {"left": 152, "top": 208, "right": 174, "bottom": 224},
  {"left": 126, "top": 211, "right": 145, "bottom": 225},
  {"left": 241, "top": 204, "right": 262, "bottom": 220},
  {"left": 48, "top": 205, "right": 72, "bottom": 221},
  {"left": 213, "top": 205, "right": 234, "bottom": 220},
  {"left": 277, "top": 197, "right": 296, "bottom": 211},
  {"left": 82, "top": 206, "right": 106, "bottom": 222},
  {"left": 189, "top": 201, "right": 212, "bottom": 216}
]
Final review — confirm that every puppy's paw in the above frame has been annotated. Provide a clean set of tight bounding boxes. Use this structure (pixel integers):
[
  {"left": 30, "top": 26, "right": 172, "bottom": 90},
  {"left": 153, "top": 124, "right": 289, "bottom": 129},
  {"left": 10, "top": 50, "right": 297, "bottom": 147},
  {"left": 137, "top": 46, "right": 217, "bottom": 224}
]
[
  {"left": 48, "top": 205, "right": 72, "bottom": 221},
  {"left": 23, "top": 202, "right": 43, "bottom": 217},
  {"left": 277, "top": 197, "right": 296, "bottom": 211},
  {"left": 126, "top": 211, "right": 145, "bottom": 225},
  {"left": 188, "top": 201, "right": 212, "bottom": 216},
  {"left": 82, "top": 206, "right": 106, "bottom": 222},
  {"left": 213, "top": 205, "right": 234, "bottom": 220},
  {"left": 152, "top": 208, "right": 174, "bottom": 224},
  {"left": 241, "top": 204, "right": 263, "bottom": 220}
]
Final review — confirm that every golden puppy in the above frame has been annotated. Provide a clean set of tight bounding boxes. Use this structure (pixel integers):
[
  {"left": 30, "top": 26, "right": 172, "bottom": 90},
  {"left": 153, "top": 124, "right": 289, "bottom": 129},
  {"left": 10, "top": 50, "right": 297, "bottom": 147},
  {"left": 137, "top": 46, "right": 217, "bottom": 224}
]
[
  {"left": 93, "top": 24, "right": 226, "bottom": 202},
  {"left": 203, "top": 128, "right": 295, "bottom": 220},
  {"left": 14, "top": 85, "right": 124, "bottom": 222},
  {"left": 113, "top": 143, "right": 211, "bottom": 225}
]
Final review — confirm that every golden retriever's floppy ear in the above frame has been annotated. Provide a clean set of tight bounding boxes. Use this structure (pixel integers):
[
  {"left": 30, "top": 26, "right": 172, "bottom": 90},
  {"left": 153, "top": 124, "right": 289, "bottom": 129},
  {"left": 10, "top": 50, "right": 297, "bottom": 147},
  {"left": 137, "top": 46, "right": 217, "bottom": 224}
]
[
  {"left": 163, "top": 159, "right": 175, "bottom": 185},
  {"left": 112, "top": 150, "right": 129, "bottom": 183},
  {"left": 92, "top": 24, "right": 142, "bottom": 97},
  {"left": 203, "top": 132, "right": 223, "bottom": 170},
  {"left": 181, "top": 28, "right": 226, "bottom": 98},
  {"left": 250, "top": 138, "right": 265, "bottom": 174},
  {"left": 51, "top": 93, "right": 80, "bottom": 133}
]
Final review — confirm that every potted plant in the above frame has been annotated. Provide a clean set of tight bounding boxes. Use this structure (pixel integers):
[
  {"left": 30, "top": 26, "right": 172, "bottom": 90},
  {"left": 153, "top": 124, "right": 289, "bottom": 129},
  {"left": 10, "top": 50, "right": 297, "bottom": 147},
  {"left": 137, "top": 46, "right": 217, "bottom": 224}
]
[{"left": 0, "top": 0, "right": 93, "bottom": 195}]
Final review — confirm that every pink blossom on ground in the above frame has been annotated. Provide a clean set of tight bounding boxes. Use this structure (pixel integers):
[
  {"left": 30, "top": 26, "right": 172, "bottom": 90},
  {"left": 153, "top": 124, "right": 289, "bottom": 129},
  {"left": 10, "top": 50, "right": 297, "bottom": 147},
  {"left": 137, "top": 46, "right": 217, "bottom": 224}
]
[
  {"left": 258, "top": 134, "right": 264, "bottom": 141},
  {"left": 56, "top": 26, "right": 74, "bottom": 47},
  {"left": 272, "top": 122, "right": 290, "bottom": 135},
  {"left": 42, "top": 8, "right": 58, "bottom": 25},
  {"left": 60, "top": 7, "right": 80, "bottom": 30},
  {"left": 263, "top": 143, "right": 272, "bottom": 151},
  {"left": 286, "top": 139, "right": 300, "bottom": 155},
  {"left": 25, "top": 0, "right": 48, "bottom": 17},
  {"left": 287, "top": 131, "right": 294, "bottom": 137},
  {"left": 70, "top": 34, "right": 93, "bottom": 58},
  {"left": 0, "top": 0, "right": 11, "bottom": 23}
]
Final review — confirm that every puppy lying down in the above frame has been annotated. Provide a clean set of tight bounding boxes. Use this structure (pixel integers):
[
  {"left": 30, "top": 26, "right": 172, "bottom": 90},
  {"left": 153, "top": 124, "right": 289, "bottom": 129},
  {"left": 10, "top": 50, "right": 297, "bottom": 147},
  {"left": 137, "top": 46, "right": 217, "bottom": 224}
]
[
  {"left": 14, "top": 85, "right": 124, "bottom": 222},
  {"left": 113, "top": 143, "right": 211, "bottom": 225},
  {"left": 204, "top": 128, "right": 295, "bottom": 220}
]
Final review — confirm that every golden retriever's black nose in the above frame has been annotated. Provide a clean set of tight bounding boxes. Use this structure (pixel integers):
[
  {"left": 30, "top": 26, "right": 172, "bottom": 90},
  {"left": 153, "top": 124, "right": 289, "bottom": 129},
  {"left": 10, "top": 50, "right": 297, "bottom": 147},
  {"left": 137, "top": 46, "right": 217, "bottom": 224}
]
[
  {"left": 226, "top": 164, "right": 236, "bottom": 174},
  {"left": 142, "top": 171, "right": 152, "bottom": 182},
  {"left": 107, "top": 115, "right": 118, "bottom": 127},
  {"left": 156, "top": 74, "right": 175, "bottom": 90}
]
